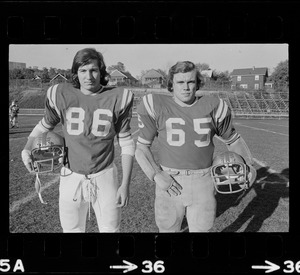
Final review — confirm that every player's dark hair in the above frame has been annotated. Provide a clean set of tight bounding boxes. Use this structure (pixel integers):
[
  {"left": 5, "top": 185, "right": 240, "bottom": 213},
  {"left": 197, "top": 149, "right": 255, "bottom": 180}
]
[
  {"left": 71, "top": 48, "right": 110, "bottom": 88},
  {"left": 167, "top": 61, "right": 202, "bottom": 92}
]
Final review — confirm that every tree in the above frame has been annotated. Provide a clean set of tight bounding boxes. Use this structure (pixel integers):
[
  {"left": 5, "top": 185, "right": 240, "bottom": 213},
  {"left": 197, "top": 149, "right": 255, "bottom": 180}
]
[
  {"left": 213, "top": 70, "right": 230, "bottom": 83},
  {"left": 9, "top": 68, "right": 25, "bottom": 79},
  {"left": 195, "top": 62, "right": 210, "bottom": 72},
  {"left": 107, "top": 62, "right": 126, "bottom": 73},
  {"left": 41, "top": 68, "right": 50, "bottom": 83},
  {"left": 156, "top": 68, "right": 167, "bottom": 78},
  {"left": 49, "top": 67, "right": 56, "bottom": 79},
  {"left": 270, "top": 60, "right": 288, "bottom": 90},
  {"left": 22, "top": 68, "right": 35, "bottom": 79},
  {"left": 64, "top": 69, "right": 72, "bottom": 80}
]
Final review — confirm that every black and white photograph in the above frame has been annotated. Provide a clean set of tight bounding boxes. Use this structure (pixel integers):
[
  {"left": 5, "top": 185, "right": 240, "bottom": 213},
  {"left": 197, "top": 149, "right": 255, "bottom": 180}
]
[{"left": 9, "top": 44, "right": 289, "bottom": 233}]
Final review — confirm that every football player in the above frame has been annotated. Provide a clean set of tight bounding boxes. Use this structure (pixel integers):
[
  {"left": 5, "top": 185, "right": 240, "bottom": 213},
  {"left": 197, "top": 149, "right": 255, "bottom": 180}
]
[
  {"left": 135, "top": 61, "right": 256, "bottom": 232},
  {"left": 21, "top": 48, "right": 135, "bottom": 233},
  {"left": 9, "top": 100, "right": 19, "bottom": 128}
]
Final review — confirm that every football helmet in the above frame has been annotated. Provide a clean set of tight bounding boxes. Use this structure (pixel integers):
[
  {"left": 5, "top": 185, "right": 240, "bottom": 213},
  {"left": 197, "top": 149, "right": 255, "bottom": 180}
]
[
  {"left": 31, "top": 131, "right": 65, "bottom": 173},
  {"left": 211, "top": 151, "right": 249, "bottom": 194}
]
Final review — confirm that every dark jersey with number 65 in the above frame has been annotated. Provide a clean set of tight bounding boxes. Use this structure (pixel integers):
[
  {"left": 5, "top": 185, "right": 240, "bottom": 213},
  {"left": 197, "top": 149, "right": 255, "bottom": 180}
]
[
  {"left": 41, "top": 83, "right": 133, "bottom": 175},
  {"left": 136, "top": 93, "right": 239, "bottom": 170}
]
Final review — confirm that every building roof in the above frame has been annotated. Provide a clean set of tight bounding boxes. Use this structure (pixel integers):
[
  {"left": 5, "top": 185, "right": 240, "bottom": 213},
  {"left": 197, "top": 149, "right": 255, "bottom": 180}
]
[
  {"left": 110, "top": 70, "right": 127, "bottom": 78},
  {"left": 143, "top": 69, "right": 164, "bottom": 78},
  {"left": 121, "top": 71, "right": 138, "bottom": 82},
  {"left": 50, "top": 73, "right": 67, "bottom": 82},
  {"left": 231, "top": 67, "right": 268, "bottom": 76},
  {"left": 109, "top": 69, "right": 137, "bottom": 82}
]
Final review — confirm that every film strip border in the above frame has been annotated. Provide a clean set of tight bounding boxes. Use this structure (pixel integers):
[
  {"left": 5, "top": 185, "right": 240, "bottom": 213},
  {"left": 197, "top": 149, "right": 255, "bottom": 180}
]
[
  {"left": 2, "top": 1, "right": 298, "bottom": 274},
  {"left": 1, "top": 1, "right": 297, "bottom": 43},
  {"left": 0, "top": 234, "right": 299, "bottom": 273}
]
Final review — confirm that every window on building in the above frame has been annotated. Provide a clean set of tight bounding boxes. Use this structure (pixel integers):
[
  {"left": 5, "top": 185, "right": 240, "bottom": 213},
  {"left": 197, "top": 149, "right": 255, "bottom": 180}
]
[
  {"left": 237, "top": 76, "right": 241, "bottom": 81},
  {"left": 265, "top": 83, "right": 273, "bottom": 88},
  {"left": 254, "top": 84, "right": 259, "bottom": 90},
  {"left": 255, "top": 75, "right": 259, "bottom": 80},
  {"left": 240, "top": 84, "right": 248, "bottom": 89}
]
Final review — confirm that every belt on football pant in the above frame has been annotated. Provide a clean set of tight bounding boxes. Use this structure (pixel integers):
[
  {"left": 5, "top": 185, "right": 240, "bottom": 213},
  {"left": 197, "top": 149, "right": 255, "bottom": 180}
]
[{"left": 161, "top": 165, "right": 210, "bottom": 176}]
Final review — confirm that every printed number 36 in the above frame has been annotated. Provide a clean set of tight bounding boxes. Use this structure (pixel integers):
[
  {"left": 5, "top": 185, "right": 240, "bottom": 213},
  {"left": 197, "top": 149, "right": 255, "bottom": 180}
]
[
  {"left": 66, "top": 107, "right": 112, "bottom": 136},
  {"left": 142, "top": 260, "right": 165, "bottom": 273},
  {"left": 166, "top": 117, "right": 211, "bottom": 147}
]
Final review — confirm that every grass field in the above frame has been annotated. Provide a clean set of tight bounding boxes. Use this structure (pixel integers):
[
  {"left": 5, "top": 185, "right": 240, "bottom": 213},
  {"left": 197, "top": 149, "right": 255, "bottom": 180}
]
[{"left": 9, "top": 115, "right": 289, "bottom": 233}]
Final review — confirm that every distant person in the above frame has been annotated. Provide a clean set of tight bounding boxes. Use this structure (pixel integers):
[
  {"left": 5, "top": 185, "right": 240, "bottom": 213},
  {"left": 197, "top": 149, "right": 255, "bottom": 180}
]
[
  {"left": 21, "top": 48, "right": 135, "bottom": 232},
  {"left": 9, "top": 100, "right": 19, "bottom": 128},
  {"left": 135, "top": 60, "right": 256, "bottom": 232}
]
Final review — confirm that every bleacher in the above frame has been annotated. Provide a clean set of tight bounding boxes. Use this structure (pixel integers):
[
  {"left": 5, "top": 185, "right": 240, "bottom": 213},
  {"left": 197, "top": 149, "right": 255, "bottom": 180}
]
[
  {"left": 130, "top": 89, "right": 289, "bottom": 119},
  {"left": 18, "top": 89, "right": 289, "bottom": 120}
]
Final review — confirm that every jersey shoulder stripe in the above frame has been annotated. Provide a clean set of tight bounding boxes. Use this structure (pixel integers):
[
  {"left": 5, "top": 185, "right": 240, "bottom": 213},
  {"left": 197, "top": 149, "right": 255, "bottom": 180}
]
[
  {"left": 120, "top": 88, "right": 133, "bottom": 112},
  {"left": 142, "top": 93, "right": 156, "bottom": 120},
  {"left": 137, "top": 136, "right": 152, "bottom": 146},
  {"left": 215, "top": 98, "right": 229, "bottom": 123},
  {"left": 46, "top": 84, "right": 60, "bottom": 118}
]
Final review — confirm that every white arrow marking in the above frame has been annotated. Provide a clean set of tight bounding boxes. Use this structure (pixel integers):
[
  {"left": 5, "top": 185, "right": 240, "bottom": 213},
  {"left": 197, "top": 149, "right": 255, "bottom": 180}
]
[
  {"left": 252, "top": 260, "right": 280, "bottom": 273},
  {"left": 110, "top": 260, "right": 138, "bottom": 273}
]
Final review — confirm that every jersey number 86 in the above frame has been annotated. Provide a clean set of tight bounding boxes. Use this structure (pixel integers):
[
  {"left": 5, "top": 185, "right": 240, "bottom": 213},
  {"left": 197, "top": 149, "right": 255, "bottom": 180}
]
[{"left": 66, "top": 107, "right": 112, "bottom": 137}]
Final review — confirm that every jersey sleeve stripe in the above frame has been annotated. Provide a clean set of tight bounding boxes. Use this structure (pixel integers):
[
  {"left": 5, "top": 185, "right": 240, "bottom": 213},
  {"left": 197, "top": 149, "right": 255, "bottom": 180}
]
[
  {"left": 218, "top": 101, "right": 228, "bottom": 122},
  {"left": 215, "top": 98, "right": 229, "bottom": 123},
  {"left": 118, "top": 131, "right": 131, "bottom": 139},
  {"left": 137, "top": 136, "right": 152, "bottom": 146},
  {"left": 142, "top": 94, "right": 155, "bottom": 120},
  {"left": 215, "top": 98, "right": 224, "bottom": 122},
  {"left": 46, "top": 84, "right": 60, "bottom": 118},
  {"left": 40, "top": 117, "right": 54, "bottom": 130},
  {"left": 120, "top": 88, "right": 128, "bottom": 111},
  {"left": 120, "top": 89, "right": 133, "bottom": 111},
  {"left": 118, "top": 132, "right": 132, "bottom": 144}
]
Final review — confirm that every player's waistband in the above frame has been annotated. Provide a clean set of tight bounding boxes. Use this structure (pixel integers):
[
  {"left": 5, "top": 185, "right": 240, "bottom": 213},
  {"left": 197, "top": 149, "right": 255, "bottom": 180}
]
[
  {"left": 61, "top": 162, "right": 114, "bottom": 178},
  {"left": 161, "top": 165, "right": 210, "bottom": 176}
]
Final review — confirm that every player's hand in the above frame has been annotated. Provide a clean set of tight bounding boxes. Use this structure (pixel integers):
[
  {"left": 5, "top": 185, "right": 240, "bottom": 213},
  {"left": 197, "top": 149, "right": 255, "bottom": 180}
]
[
  {"left": 116, "top": 184, "right": 129, "bottom": 208},
  {"left": 154, "top": 171, "right": 183, "bottom": 197},
  {"left": 21, "top": 149, "right": 35, "bottom": 173},
  {"left": 246, "top": 164, "right": 257, "bottom": 189}
]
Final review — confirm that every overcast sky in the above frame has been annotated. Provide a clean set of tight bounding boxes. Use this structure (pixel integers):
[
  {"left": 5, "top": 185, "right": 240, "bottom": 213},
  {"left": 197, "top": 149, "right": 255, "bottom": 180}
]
[{"left": 9, "top": 44, "right": 288, "bottom": 78}]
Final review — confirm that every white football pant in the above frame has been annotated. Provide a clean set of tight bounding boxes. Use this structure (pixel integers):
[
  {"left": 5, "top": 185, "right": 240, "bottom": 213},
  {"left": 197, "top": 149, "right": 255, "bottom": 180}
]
[
  {"left": 155, "top": 166, "right": 216, "bottom": 232},
  {"left": 59, "top": 163, "right": 121, "bottom": 232},
  {"left": 10, "top": 115, "right": 18, "bottom": 127}
]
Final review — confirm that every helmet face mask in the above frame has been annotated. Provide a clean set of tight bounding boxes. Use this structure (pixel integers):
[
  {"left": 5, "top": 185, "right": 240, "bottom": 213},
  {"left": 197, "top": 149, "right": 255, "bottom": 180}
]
[
  {"left": 211, "top": 152, "right": 248, "bottom": 194},
  {"left": 31, "top": 132, "right": 65, "bottom": 173}
]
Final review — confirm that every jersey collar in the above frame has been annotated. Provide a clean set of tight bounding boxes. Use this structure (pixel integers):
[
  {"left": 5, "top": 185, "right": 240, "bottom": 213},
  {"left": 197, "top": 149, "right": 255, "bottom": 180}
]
[{"left": 172, "top": 96, "right": 198, "bottom": 107}]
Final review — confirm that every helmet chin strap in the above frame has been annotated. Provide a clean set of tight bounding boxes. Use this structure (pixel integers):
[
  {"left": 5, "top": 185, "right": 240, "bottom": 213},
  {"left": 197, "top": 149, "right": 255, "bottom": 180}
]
[{"left": 35, "top": 173, "right": 48, "bottom": 204}]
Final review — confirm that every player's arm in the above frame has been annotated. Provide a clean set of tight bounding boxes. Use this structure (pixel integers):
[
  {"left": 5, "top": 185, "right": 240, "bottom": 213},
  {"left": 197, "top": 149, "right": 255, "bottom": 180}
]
[
  {"left": 21, "top": 119, "right": 52, "bottom": 172},
  {"left": 135, "top": 142, "right": 182, "bottom": 196},
  {"left": 134, "top": 94, "right": 162, "bottom": 182},
  {"left": 135, "top": 94, "right": 182, "bottom": 196},
  {"left": 214, "top": 99, "right": 256, "bottom": 186},
  {"left": 116, "top": 132, "right": 135, "bottom": 207},
  {"left": 226, "top": 136, "right": 257, "bottom": 188},
  {"left": 115, "top": 89, "right": 135, "bottom": 207},
  {"left": 21, "top": 85, "right": 60, "bottom": 173},
  {"left": 226, "top": 136, "right": 254, "bottom": 165},
  {"left": 135, "top": 141, "right": 161, "bottom": 182}
]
